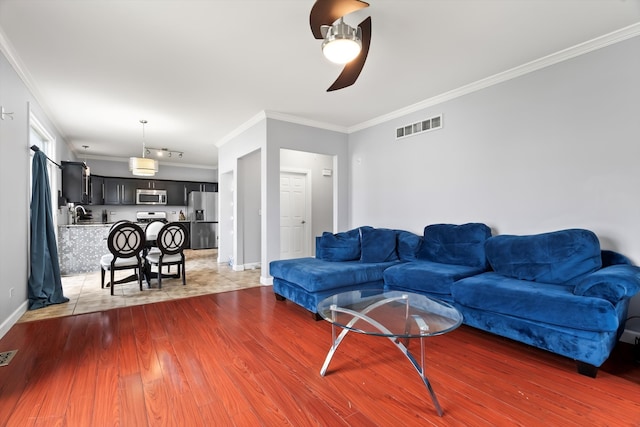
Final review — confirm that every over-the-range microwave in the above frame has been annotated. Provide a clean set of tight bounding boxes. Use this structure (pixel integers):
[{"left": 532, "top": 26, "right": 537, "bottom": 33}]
[{"left": 136, "top": 188, "right": 167, "bottom": 205}]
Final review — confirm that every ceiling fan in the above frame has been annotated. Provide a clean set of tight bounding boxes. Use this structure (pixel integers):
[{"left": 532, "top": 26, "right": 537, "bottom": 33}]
[{"left": 310, "top": 0, "right": 371, "bottom": 91}]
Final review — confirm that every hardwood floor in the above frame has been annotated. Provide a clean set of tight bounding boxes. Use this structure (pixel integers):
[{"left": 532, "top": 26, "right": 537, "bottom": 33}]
[{"left": 1, "top": 286, "right": 639, "bottom": 426}]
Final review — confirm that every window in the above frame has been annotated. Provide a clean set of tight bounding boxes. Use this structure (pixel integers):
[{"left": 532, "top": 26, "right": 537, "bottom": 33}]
[{"left": 29, "top": 111, "right": 58, "bottom": 227}]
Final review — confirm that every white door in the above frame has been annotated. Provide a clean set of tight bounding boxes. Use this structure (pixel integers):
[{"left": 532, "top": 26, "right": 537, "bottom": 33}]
[{"left": 280, "top": 172, "right": 309, "bottom": 259}]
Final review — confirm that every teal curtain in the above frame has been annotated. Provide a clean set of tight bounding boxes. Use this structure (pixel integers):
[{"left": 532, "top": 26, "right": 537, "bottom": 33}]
[{"left": 27, "top": 151, "right": 69, "bottom": 310}]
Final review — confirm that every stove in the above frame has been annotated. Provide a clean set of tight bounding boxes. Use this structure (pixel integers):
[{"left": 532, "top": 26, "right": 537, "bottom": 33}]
[{"left": 136, "top": 211, "right": 167, "bottom": 223}]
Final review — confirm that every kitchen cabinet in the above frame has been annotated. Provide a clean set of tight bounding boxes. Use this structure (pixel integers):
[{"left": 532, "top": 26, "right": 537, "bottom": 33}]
[
  {"left": 165, "top": 181, "right": 189, "bottom": 206},
  {"left": 61, "top": 161, "right": 89, "bottom": 204},
  {"left": 89, "top": 176, "right": 104, "bottom": 205},
  {"left": 103, "top": 178, "right": 136, "bottom": 205},
  {"left": 84, "top": 174, "right": 217, "bottom": 206},
  {"left": 140, "top": 179, "right": 166, "bottom": 190},
  {"left": 185, "top": 181, "right": 218, "bottom": 194}
]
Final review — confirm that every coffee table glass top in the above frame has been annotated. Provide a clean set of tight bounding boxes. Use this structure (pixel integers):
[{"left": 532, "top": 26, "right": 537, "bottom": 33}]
[{"left": 317, "top": 289, "right": 462, "bottom": 338}]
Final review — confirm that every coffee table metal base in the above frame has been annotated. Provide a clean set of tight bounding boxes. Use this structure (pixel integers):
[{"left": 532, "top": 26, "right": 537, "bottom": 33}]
[{"left": 319, "top": 295, "right": 445, "bottom": 417}]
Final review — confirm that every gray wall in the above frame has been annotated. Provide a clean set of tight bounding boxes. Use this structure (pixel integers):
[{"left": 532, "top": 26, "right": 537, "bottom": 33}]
[
  {"left": 0, "top": 50, "right": 73, "bottom": 336},
  {"left": 348, "top": 36, "right": 640, "bottom": 327},
  {"left": 238, "top": 149, "right": 261, "bottom": 265}
]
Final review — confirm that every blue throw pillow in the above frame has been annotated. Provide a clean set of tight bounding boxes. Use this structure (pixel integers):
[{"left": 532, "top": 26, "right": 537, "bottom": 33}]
[
  {"left": 417, "top": 223, "right": 491, "bottom": 268},
  {"left": 396, "top": 230, "right": 422, "bottom": 261},
  {"left": 317, "top": 228, "right": 361, "bottom": 261},
  {"left": 360, "top": 228, "right": 399, "bottom": 263}
]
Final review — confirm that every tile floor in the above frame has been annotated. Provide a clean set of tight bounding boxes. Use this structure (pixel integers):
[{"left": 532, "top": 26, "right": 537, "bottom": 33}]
[{"left": 18, "top": 249, "right": 263, "bottom": 323}]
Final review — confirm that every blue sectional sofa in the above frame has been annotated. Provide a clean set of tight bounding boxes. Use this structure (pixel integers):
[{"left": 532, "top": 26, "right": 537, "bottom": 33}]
[{"left": 270, "top": 224, "right": 640, "bottom": 376}]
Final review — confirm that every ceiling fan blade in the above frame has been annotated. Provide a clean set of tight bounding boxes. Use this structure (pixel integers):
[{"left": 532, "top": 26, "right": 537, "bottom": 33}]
[
  {"left": 327, "top": 16, "right": 371, "bottom": 92},
  {"left": 310, "top": 0, "right": 370, "bottom": 39}
]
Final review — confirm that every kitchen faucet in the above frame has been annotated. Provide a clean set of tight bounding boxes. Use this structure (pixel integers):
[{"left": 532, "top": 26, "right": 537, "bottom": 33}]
[{"left": 71, "top": 205, "right": 86, "bottom": 224}]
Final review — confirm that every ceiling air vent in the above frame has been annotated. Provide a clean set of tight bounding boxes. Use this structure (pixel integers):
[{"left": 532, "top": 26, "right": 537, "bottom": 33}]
[{"left": 396, "top": 114, "right": 443, "bottom": 140}]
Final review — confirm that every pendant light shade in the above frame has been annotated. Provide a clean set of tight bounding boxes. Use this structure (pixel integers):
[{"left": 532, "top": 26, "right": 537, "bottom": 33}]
[
  {"left": 129, "top": 157, "right": 158, "bottom": 176},
  {"left": 129, "top": 119, "right": 158, "bottom": 176}
]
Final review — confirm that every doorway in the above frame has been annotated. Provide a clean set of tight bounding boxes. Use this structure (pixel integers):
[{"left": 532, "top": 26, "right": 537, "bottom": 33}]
[
  {"left": 279, "top": 149, "right": 334, "bottom": 260},
  {"left": 280, "top": 170, "right": 311, "bottom": 260}
]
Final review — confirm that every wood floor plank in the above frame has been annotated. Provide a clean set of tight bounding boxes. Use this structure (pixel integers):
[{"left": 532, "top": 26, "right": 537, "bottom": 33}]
[
  {"left": 117, "top": 307, "right": 140, "bottom": 377},
  {"left": 118, "top": 375, "right": 149, "bottom": 426},
  {"left": 1, "top": 286, "right": 639, "bottom": 426}
]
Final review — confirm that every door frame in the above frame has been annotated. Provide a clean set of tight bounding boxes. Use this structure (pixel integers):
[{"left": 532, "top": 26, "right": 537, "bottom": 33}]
[{"left": 280, "top": 168, "right": 313, "bottom": 258}]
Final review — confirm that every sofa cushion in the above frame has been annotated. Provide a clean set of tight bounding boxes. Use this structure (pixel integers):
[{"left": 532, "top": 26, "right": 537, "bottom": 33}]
[
  {"left": 485, "top": 229, "right": 602, "bottom": 284},
  {"left": 396, "top": 230, "right": 422, "bottom": 262},
  {"left": 360, "top": 227, "right": 399, "bottom": 263},
  {"left": 270, "top": 257, "right": 398, "bottom": 293},
  {"left": 316, "top": 228, "right": 361, "bottom": 261},
  {"left": 416, "top": 223, "right": 491, "bottom": 269},
  {"left": 452, "top": 272, "right": 619, "bottom": 332},
  {"left": 383, "top": 260, "right": 485, "bottom": 295}
]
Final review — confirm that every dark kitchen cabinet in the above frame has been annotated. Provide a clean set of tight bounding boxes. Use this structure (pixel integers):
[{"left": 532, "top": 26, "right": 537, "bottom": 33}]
[
  {"left": 103, "top": 178, "right": 136, "bottom": 205},
  {"left": 185, "top": 181, "right": 217, "bottom": 194},
  {"left": 165, "top": 181, "right": 189, "bottom": 206},
  {"left": 61, "top": 161, "right": 89, "bottom": 204},
  {"left": 140, "top": 179, "right": 166, "bottom": 190},
  {"left": 89, "top": 176, "right": 104, "bottom": 205}
]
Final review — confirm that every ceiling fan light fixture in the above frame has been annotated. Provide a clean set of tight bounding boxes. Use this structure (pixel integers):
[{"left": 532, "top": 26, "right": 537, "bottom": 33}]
[{"left": 322, "top": 18, "right": 362, "bottom": 64}]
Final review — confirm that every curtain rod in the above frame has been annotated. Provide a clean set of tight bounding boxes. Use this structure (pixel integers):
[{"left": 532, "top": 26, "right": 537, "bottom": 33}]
[{"left": 30, "top": 145, "right": 63, "bottom": 169}]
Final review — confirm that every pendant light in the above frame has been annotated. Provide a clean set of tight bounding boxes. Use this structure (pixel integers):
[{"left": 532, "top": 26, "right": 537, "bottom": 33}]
[{"left": 129, "top": 119, "right": 158, "bottom": 177}]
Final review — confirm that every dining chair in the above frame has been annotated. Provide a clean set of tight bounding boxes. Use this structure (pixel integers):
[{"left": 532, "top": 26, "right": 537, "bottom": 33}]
[
  {"left": 100, "top": 221, "right": 146, "bottom": 295},
  {"left": 145, "top": 222, "right": 188, "bottom": 289},
  {"left": 144, "top": 219, "right": 166, "bottom": 246}
]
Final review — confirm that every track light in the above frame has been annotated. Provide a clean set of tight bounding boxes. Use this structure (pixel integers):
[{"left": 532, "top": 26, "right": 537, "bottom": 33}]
[{"left": 145, "top": 147, "right": 185, "bottom": 159}]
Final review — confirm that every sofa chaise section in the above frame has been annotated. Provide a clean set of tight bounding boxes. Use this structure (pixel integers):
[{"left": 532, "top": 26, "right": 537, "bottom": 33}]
[{"left": 271, "top": 227, "right": 405, "bottom": 319}]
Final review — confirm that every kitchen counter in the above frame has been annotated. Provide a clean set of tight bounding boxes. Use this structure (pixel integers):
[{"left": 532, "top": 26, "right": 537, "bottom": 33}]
[
  {"left": 58, "top": 222, "right": 153, "bottom": 275},
  {"left": 58, "top": 224, "right": 112, "bottom": 275}
]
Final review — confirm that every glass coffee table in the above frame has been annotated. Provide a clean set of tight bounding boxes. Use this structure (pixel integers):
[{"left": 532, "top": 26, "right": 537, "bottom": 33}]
[{"left": 317, "top": 289, "right": 462, "bottom": 417}]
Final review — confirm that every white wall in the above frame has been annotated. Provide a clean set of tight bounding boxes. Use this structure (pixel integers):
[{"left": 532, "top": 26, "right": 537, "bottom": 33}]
[
  {"left": 0, "top": 51, "right": 73, "bottom": 337},
  {"left": 349, "top": 36, "right": 640, "bottom": 325}
]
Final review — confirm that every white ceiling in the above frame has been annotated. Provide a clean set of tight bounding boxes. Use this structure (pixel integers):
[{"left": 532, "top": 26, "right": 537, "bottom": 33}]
[{"left": 1, "top": 0, "right": 639, "bottom": 169}]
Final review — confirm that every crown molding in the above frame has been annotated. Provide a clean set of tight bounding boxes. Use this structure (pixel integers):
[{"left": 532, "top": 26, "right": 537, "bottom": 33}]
[
  {"left": 216, "top": 110, "right": 349, "bottom": 148},
  {"left": 348, "top": 22, "right": 640, "bottom": 133},
  {"left": 264, "top": 111, "right": 348, "bottom": 134},
  {"left": 215, "top": 111, "right": 267, "bottom": 148}
]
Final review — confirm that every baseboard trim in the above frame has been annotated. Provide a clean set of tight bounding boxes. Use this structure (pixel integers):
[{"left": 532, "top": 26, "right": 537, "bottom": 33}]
[{"left": 0, "top": 300, "right": 28, "bottom": 340}]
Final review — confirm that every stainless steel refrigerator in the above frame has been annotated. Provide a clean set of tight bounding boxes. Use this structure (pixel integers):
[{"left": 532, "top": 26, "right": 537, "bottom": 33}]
[{"left": 187, "top": 191, "right": 218, "bottom": 249}]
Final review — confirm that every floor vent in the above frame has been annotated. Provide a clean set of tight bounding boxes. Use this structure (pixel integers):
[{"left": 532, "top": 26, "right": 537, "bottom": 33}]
[
  {"left": 396, "top": 114, "right": 443, "bottom": 140},
  {"left": 0, "top": 350, "right": 18, "bottom": 367}
]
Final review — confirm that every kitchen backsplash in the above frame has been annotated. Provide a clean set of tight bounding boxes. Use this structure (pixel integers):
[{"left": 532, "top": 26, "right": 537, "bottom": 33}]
[{"left": 58, "top": 204, "right": 186, "bottom": 225}]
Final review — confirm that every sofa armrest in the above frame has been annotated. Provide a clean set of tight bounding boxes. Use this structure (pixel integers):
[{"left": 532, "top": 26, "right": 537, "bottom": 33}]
[{"left": 573, "top": 265, "right": 640, "bottom": 303}]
